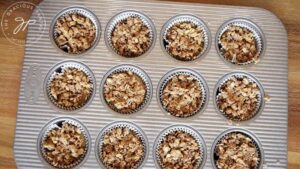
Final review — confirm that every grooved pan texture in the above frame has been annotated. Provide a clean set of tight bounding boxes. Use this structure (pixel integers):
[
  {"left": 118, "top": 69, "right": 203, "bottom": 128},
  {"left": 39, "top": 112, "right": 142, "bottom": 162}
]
[{"left": 14, "top": 0, "right": 288, "bottom": 168}]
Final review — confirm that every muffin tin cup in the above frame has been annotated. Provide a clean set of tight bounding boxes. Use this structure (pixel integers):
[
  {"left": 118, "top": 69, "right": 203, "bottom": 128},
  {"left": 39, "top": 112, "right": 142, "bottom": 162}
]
[
  {"left": 37, "top": 117, "right": 91, "bottom": 169},
  {"left": 50, "top": 6, "right": 101, "bottom": 56},
  {"left": 153, "top": 125, "right": 207, "bottom": 169},
  {"left": 100, "top": 64, "right": 153, "bottom": 115},
  {"left": 215, "top": 18, "right": 265, "bottom": 66},
  {"left": 214, "top": 71, "right": 265, "bottom": 123},
  {"left": 211, "top": 128, "right": 264, "bottom": 169},
  {"left": 104, "top": 10, "right": 156, "bottom": 59},
  {"left": 44, "top": 60, "right": 96, "bottom": 113},
  {"left": 157, "top": 68, "right": 209, "bottom": 119},
  {"left": 160, "top": 14, "right": 211, "bottom": 62},
  {"left": 95, "top": 121, "right": 149, "bottom": 169}
]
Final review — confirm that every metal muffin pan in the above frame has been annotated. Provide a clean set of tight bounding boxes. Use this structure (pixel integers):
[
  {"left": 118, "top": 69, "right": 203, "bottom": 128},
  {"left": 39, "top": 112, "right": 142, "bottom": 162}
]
[{"left": 14, "top": 0, "right": 288, "bottom": 169}]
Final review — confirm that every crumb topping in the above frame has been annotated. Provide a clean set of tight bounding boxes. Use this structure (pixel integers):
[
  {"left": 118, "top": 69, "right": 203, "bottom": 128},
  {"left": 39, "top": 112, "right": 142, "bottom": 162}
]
[
  {"left": 166, "top": 21, "right": 204, "bottom": 61},
  {"left": 50, "top": 67, "right": 92, "bottom": 108},
  {"left": 219, "top": 25, "right": 258, "bottom": 64},
  {"left": 217, "top": 76, "right": 260, "bottom": 121},
  {"left": 215, "top": 132, "right": 259, "bottom": 169},
  {"left": 158, "top": 131, "right": 202, "bottom": 169},
  {"left": 101, "top": 127, "right": 144, "bottom": 169},
  {"left": 55, "top": 13, "right": 96, "bottom": 54},
  {"left": 162, "top": 74, "right": 202, "bottom": 117},
  {"left": 111, "top": 16, "right": 151, "bottom": 57},
  {"left": 42, "top": 122, "right": 86, "bottom": 167},
  {"left": 104, "top": 71, "right": 146, "bottom": 113}
]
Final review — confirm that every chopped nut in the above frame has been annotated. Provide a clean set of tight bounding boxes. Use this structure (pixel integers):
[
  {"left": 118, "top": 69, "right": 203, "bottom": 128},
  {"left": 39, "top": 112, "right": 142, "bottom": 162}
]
[
  {"left": 103, "top": 71, "right": 146, "bottom": 113},
  {"left": 215, "top": 132, "right": 259, "bottom": 169},
  {"left": 49, "top": 67, "right": 92, "bottom": 108},
  {"left": 219, "top": 25, "right": 258, "bottom": 64},
  {"left": 162, "top": 74, "right": 202, "bottom": 117},
  {"left": 111, "top": 16, "right": 151, "bottom": 57},
  {"left": 100, "top": 127, "right": 144, "bottom": 169},
  {"left": 217, "top": 76, "right": 260, "bottom": 121},
  {"left": 42, "top": 122, "right": 86, "bottom": 167},
  {"left": 55, "top": 13, "right": 96, "bottom": 54},
  {"left": 166, "top": 21, "right": 204, "bottom": 61},
  {"left": 158, "top": 131, "right": 202, "bottom": 169}
]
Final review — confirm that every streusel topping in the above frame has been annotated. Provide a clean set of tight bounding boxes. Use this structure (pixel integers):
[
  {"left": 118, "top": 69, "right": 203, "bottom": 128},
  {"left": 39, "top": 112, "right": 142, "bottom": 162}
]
[
  {"left": 217, "top": 76, "right": 260, "bottom": 121},
  {"left": 158, "top": 131, "right": 202, "bottom": 169},
  {"left": 42, "top": 122, "right": 86, "bottom": 167},
  {"left": 165, "top": 21, "right": 204, "bottom": 61},
  {"left": 111, "top": 16, "right": 151, "bottom": 57},
  {"left": 162, "top": 74, "right": 202, "bottom": 117},
  {"left": 215, "top": 132, "right": 259, "bottom": 169},
  {"left": 55, "top": 13, "right": 96, "bottom": 54},
  {"left": 104, "top": 71, "right": 146, "bottom": 113},
  {"left": 219, "top": 25, "right": 258, "bottom": 64},
  {"left": 101, "top": 127, "right": 145, "bottom": 169},
  {"left": 50, "top": 67, "right": 92, "bottom": 108}
]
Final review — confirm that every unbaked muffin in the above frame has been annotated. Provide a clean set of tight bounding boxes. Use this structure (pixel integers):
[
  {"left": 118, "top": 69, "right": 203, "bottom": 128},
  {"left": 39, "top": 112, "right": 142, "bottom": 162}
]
[
  {"left": 165, "top": 21, "right": 204, "bottom": 61},
  {"left": 103, "top": 71, "right": 146, "bottom": 113},
  {"left": 214, "top": 132, "right": 260, "bottom": 169},
  {"left": 111, "top": 16, "right": 151, "bottom": 57},
  {"left": 100, "top": 127, "right": 145, "bottom": 169},
  {"left": 42, "top": 122, "right": 87, "bottom": 168},
  {"left": 54, "top": 13, "right": 96, "bottom": 54},
  {"left": 161, "top": 74, "right": 202, "bottom": 117},
  {"left": 158, "top": 130, "right": 202, "bottom": 169},
  {"left": 219, "top": 25, "right": 258, "bottom": 64},
  {"left": 216, "top": 76, "right": 260, "bottom": 121},
  {"left": 49, "top": 67, "right": 92, "bottom": 109}
]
